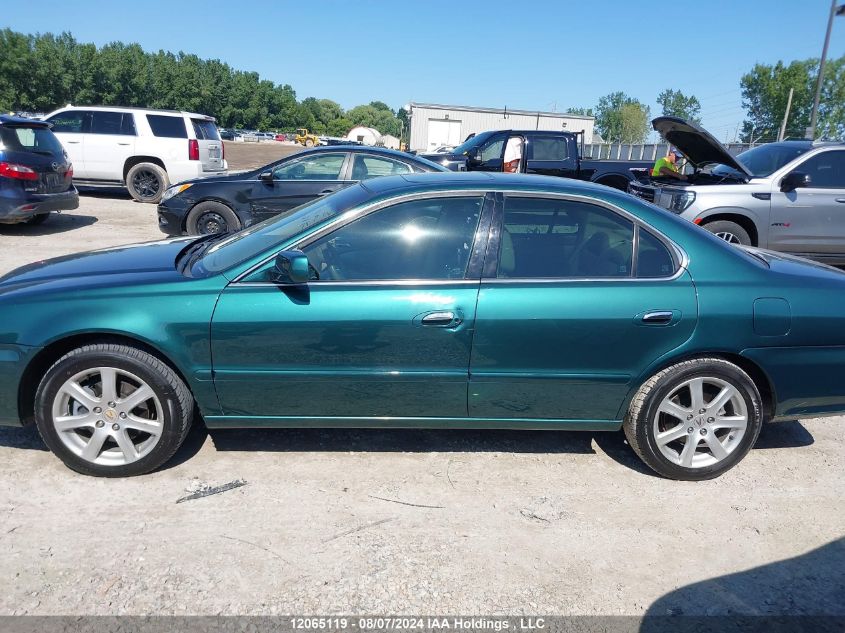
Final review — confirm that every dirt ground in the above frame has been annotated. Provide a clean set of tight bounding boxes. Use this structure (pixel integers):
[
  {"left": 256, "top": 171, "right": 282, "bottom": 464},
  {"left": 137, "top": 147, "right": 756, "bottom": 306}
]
[
  {"left": 0, "top": 192, "right": 843, "bottom": 617},
  {"left": 223, "top": 140, "right": 301, "bottom": 171}
]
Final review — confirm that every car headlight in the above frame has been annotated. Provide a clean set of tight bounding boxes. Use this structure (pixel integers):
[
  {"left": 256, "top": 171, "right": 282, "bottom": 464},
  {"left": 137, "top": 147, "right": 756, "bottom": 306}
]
[
  {"left": 670, "top": 191, "right": 695, "bottom": 212},
  {"left": 161, "top": 183, "right": 193, "bottom": 202}
]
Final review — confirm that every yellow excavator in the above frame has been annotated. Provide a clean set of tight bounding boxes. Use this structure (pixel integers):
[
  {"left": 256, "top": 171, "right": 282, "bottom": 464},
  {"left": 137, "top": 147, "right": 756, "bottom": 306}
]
[{"left": 294, "top": 128, "right": 320, "bottom": 147}]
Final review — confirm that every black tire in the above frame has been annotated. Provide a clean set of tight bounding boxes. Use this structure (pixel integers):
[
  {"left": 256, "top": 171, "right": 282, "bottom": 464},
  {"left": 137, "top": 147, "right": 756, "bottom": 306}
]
[
  {"left": 126, "top": 162, "right": 169, "bottom": 204},
  {"left": 34, "top": 344, "right": 193, "bottom": 477},
  {"left": 186, "top": 200, "right": 241, "bottom": 235},
  {"left": 702, "top": 220, "right": 751, "bottom": 246},
  {"left": 23, "top": 213, "right": 50, "bottom": 225},
  {"left": 623, "top": 358, "right": 763, "bottom": 481}
]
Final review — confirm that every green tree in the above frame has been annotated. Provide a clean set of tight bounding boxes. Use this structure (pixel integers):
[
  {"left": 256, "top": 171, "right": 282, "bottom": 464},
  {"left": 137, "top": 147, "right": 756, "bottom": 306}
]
[
  {"left": 656, "top": 89, "right": 701, "bottom": 123},
  {"left": 739, "top": 57, "right": 845, "bottom": 141},
  {"left": 566, "top": 106, "right": 594, "bottom": 117},
  {"left": 595, "top": 92, "right": 650, "bottom": 143}
]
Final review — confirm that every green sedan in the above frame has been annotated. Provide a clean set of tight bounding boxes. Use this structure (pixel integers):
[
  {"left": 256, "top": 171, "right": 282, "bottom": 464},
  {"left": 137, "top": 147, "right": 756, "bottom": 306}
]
[{"left": 1, "top": 173, "right": 844, "bottom": 480}]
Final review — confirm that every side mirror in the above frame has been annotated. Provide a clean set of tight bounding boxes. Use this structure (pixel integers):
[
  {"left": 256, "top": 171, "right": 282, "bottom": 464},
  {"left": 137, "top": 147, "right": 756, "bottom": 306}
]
[
  {"left": 780, "top": 171, "right": 810, "bottom": 193},
  {"left": 465, "top": 148, "right": 480, "bottom": 162},
  {"left": 271, "top": 250, "right": 310, "bottom": 284},
  {"left": 259, "top": 170, "right": 274, "bottom": 183}
]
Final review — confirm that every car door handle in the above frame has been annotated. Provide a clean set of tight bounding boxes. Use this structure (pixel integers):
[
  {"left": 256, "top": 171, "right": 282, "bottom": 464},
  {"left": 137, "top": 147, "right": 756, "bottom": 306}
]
[
  {"left": 421, "top": 311, "right": 462, "bottom": 327},
  {"left": 117, "top": 142, "right": 131, "bottom": 146},
  {"left": 65, "top": 140, "right": 80, "bottom": 144},
  {"left": 317, "top": 189, "right": 334, "bottom": 196},
  {"left": 836, "top": 198, "right": 845, "bottom": 203},
  {"left": 641, "top": 311, "right": 674, "bottom": 324}
]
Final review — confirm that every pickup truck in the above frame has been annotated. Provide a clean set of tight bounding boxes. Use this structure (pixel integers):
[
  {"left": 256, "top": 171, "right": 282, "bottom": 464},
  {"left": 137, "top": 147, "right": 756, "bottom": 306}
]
[
  {"left": 629, "top": 117, "right": 845, "bottom": 265},
  {"left": 419, "top": 129, "right": 653, "bottom": 191}
]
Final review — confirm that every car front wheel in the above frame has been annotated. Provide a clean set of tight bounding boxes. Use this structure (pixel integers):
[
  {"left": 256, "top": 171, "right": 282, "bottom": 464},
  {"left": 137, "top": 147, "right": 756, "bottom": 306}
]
[
  {"left": 186, "top": 201, "right": 241, "bottom": 235},
  {"left": 702, "top": 220, "right": 751, "bottom": 246},
  {"left": 623, "top": 358, "right": 763, "bottom": 480},
  {"left": 34, "top": 344, "right": 193, "bottom": 477}
]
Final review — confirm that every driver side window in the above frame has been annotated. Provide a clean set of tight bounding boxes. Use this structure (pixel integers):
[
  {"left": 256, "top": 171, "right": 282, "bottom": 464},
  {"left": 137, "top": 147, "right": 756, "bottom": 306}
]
[
  {"left": 301, "top": 196, "right": 484, "bottom": 281},
  {"left": 273, "top": 153, "right": 346, "bottom": 180},
  {"left": 479, "top": 137, "right": 505, "bottom": 162}
]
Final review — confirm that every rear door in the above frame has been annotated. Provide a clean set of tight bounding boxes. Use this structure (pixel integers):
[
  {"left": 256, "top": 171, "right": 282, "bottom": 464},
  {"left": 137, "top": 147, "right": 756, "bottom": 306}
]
[
  {"left": 469, "top": 194, "right": 697, "bottom": 422},
  {"left": 44, "top": 110, "right": 90, "bottom": 177},
  {"left": 191, "top": 118, "right": 225, "bottom": 173},
  {"left": 82, "top": 111, "right": 137, "bottom": 180},
  {"left": 524, "top": 133, "right": 579, "bottom": 178},
  {"left": 250, "top": 152, "right": 351, "bottom": 220},
  {"left": 769, "top": 149, "right": 845, "bottom": 256}
]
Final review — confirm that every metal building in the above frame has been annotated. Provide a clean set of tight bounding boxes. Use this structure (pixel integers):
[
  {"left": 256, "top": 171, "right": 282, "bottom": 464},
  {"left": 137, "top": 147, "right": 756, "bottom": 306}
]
[{"left": 406, "top": 102, "right": 596, "bottom": 153}]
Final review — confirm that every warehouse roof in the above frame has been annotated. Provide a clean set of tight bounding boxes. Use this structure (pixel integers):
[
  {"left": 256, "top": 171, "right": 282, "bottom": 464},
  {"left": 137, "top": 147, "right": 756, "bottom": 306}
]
[{"left": 408, "top": 102, "right": 594, "bottom": 121}]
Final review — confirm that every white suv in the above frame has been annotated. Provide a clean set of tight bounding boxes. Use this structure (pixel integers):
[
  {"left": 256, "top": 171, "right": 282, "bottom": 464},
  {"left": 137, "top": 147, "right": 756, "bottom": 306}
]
[{"left": 43, "top": 106, "right": 228, "bottom": 203}]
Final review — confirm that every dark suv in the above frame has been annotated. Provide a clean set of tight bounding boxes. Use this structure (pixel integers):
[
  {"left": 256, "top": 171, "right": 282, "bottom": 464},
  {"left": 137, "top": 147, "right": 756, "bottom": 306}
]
[{"left": 0, "top": 116, "right": 78, "bottom": 225}]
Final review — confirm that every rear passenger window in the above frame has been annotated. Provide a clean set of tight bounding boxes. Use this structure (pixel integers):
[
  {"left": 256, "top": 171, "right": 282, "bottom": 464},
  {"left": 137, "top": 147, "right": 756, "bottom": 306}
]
[
  {"left": 636, "top": 229, "right": 676, "bottom": 278},
  {"left": 498, "top": 197, "right": 634, "bottom": 278},
  {"left": 91, "top": 111, "right": 135, "bottom": 136},
  {"left": 529, "top": 136, "right": 569, "bottom": 161},
  {"left": 147, "top": 115, "right": 187, "bottom": 138},
  {"left": 351, "top": 155, "right": 412, "bottom": 179}
]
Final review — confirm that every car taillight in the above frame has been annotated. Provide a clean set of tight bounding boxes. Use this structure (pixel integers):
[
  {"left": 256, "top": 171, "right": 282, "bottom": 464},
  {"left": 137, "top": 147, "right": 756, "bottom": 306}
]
[
  {"left": 65, "top": 165, "right": 74, "bottom": 180},
  {"left": 221, "top": 141, "right": 225, "bottom": 160},
  {"left": 188, "top": 139, "right": 199, "bottom": 161},
  {"left": 0, "top": 162, "right": 38, "bottom": 181}
]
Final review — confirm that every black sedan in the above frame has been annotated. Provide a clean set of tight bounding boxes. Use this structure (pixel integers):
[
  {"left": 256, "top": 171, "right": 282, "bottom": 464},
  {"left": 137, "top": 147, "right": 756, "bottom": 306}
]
[{"left": 157, "top": 146, "right": 446, "bottom": 235}]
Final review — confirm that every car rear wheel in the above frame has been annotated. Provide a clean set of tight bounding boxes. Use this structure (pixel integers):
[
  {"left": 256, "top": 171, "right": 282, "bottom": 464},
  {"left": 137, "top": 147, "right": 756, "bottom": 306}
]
[
  {"left": 127, "top": 162, "right": 169, "bottom": 204},
  {"left": 702, "top": 220, "right": 751, "bottom": 246},
  {"left": 34, "top": 344, "right": 193, "bottom": 477},
  {"left": 186, "top": 201, "right": 241, "bottom": 235},
  {"left": 623, "top": 358, "right": 763, "bottom": 480}
]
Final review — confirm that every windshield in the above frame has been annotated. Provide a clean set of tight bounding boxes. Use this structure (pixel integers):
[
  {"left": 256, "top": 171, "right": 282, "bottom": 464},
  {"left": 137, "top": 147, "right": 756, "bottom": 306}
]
[
  {"left": 450, "top": 131, "right": 496, "bottom": 156},
  {"left": 196, "top": 184, "right": 371, "bottom": 274},
  {"left": 713, "top": 143, "right": 811, "bottom": 178}
]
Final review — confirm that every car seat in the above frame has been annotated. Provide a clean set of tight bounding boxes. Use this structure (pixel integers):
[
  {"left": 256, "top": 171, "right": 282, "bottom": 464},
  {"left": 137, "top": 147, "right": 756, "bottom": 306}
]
[{"left": 351, "top": 159, "right": 369, "bottom": 181}]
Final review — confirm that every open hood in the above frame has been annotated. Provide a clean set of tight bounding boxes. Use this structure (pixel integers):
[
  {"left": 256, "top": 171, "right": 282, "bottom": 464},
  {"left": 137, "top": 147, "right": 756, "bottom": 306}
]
[{"left": 652, "top": 116, "right": 753, "bottom": 179}]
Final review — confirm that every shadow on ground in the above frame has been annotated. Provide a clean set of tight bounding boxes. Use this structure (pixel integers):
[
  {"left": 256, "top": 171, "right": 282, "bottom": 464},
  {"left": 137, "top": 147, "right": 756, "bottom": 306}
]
[
  {"left": 0, "top": 419, "right": 816, "bottom": 476},
  {"left": 640, "top": 538, "right": 845, "bottom": 631},
  {"left": 76, "top": 186, "right": 132, "bottom": 200},
  {"left": 0, "top": 213, "right": 97, "bottom": 236}
]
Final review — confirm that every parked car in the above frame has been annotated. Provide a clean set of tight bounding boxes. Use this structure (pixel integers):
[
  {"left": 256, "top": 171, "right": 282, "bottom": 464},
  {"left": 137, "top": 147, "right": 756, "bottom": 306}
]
[
  {"left": 3, "top": 173, "right": 845, "bottom": 479},
  {"left": 218, "top": 128, "right": 235, "bottom": 140},
  {"left": 628, "top": 117, "right": 845, "bottom": 265},
  {"left": 157, "top": 145, "right": 446, "bottom": 235},
  {"left": 0, "top": 115, "right": 78, "bottom": 225},
  {"left": 420, "top": 130, "right": 653, "bottom": 190},
  {"left": 254, "top": 132, "right": 276, "bottom": 141},
  {"left": 42, "top": 106, "right": 227, "bottom": 204}
]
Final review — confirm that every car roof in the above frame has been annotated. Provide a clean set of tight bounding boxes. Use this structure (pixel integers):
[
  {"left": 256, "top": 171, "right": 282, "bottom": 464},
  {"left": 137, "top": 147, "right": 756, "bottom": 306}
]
[
  {"left": 0, "top": 114, "right": 50, "bottom": 128},
  {"left": 48, "top": 105, "right": 215, "bottom": 120},
  {"left": 299, "top": 145, "right": 447, "bottom": 171},
  {"left": 358, "top": 171, "right": 613, "bottom": 196}
]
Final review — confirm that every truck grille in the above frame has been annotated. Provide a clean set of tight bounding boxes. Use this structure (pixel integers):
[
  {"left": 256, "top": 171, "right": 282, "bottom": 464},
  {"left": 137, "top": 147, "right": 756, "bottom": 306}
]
[{"left": 628, "top": 182, "right": 655, "bottom": 203}]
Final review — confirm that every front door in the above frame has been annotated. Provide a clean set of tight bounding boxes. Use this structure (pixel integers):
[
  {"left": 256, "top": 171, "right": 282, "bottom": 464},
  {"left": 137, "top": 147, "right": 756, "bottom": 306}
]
[
  {"left": 769, "top": 149, "right": 845, "bottom": 256},
  {"left": 250, "top": 152, "right": 351, "bottom": 220},
  {"left": 469, "top": 194, "right": 697, "bottom": 422},
  {"left": 45, "top": 110, "right": 90, "bottom": 178},
  {"left": 210, "top": 194, "right": 489, "bottom": 422}
]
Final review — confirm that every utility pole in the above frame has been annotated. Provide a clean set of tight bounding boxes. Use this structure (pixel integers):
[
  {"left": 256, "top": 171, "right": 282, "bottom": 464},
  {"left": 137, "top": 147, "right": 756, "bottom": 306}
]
[
  {"left": 778, "top": 87, "right": 794, "bottom": 141},
  {"left": 809, "top": 1, "right": 845, "bottom": 139}
]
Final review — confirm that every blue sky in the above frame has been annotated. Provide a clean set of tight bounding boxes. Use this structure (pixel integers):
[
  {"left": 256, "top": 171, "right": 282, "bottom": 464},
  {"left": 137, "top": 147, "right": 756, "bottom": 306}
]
[{"left": 3, "top": 1, "right": 840, "bottom": 141}]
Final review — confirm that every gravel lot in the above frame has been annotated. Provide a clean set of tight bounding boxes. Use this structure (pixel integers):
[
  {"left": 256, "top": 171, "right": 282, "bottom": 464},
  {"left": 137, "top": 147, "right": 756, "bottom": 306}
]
[{"left": 0, "top": 192, "right": 843, "bottom": 617}]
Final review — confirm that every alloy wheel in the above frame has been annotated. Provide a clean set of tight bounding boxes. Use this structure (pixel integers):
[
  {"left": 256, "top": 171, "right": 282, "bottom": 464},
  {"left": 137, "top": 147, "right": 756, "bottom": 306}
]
[
  {"left": 131, "top": 169, "right": 162, "bottom": 200},
  {"left": 50, "top": 367, "right": 164, "bottom": 466},
  {"left": 715, "top": 232, "right": 741, "bottom": 244},
  {"left": 652, "top": 376, "right": 748, "bottom": 469}
]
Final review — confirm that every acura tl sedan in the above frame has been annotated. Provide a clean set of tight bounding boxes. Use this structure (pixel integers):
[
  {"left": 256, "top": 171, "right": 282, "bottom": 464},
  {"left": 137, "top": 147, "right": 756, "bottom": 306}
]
[
  {"left": 1, "top": 173, "right": 844, "bottom": 479},
  {"left": 157, "top": 145, "right": 446, "bottom": 236}
]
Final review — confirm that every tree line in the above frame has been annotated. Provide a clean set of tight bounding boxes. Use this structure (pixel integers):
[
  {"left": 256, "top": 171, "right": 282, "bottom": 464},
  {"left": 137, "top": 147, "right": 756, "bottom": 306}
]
[
  {"left": 0, "top": 29, "right": 404, "bottom": 137},
  {"left": 1, "top": 28, "right": 842, "bottom": 145}
]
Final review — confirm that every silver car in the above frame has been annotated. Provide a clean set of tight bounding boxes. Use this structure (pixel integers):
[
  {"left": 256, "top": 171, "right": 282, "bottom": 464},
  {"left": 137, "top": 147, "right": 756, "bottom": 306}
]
[{"left": 629, "top": 117, "right": 845, "bottom": 266}]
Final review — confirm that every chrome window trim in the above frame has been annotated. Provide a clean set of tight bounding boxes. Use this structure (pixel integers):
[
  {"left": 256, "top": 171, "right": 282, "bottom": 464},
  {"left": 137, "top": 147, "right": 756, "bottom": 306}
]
[{"left": 230, "top": 188, "right": 689, "bottom": 286}]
